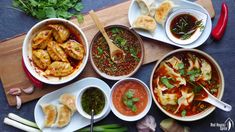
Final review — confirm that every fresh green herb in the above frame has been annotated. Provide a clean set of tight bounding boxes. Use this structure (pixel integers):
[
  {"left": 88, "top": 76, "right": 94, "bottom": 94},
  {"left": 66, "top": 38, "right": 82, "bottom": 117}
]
[
  {"left": 12, "top": 0, "right": 84, "bottom": 23},
  {"left": 179, "top": 69, "right": 185, "bottom": 75},
  {"left": 160, "top": 76, "right": 174, "bottom": 89},
  {"left": 181, "top": 110, "right": 187, "bottom": 117},
  {"left": 187, "top": 68, "right": 201, "bottom": 81},
  {"left": 79, "top": 124, "right": 128, "bottom": 132},
  {"left": 210, "top": 89, "right": 217, "bottom": 94},
  {"left": 187, "top": 81, "right": 203, "bottom": 93},
  {"left": 111, "top": 28, "right": 120, "bottom": 34},
  {"left": 97, "top": 47, "right": 103, "bottom": 55},
  {"left": 122, "top": 89, "right": 139, "bottom": 112},
  {"left": 115, "top": 36, "right": 127, "bottom": 46},
  {"left": 195, "top": 20, "right": 205, "bottom": 31},
  {"left": 177, "top": 63, "right": 184, "bottom": 69},
  {"left": 130, "top": 48, "right": 140, "bottom": 62}
]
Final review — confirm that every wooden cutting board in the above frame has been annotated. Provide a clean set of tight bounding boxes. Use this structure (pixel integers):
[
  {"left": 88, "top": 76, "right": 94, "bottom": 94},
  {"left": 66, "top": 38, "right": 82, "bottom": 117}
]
[{"left": 0, "top": 0, "right": 215, "bottom": 106}]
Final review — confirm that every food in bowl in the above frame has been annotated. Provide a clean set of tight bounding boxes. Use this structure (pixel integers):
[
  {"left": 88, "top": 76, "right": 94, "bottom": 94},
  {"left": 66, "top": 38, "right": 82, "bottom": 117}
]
[
  {"left": 110, "top": 78, "right": 152, "bottom": 121},
  {"left": 23, "top": 18, "right": 88, "bottom": 84},
  {"left": 81, "top": 87, "right": 105, "bottom": 115},
  {"left": 150, "top": 49, "right": 224, "bottom": 121},
  {"left": 90, "top": 25, "right": 144, "bottom": 80}
]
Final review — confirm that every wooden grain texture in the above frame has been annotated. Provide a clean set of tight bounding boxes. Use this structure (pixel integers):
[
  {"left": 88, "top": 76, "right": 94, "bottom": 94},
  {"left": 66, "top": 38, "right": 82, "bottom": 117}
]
[{"left": 0, "top": 0, "right": 213, "bottom": 106}]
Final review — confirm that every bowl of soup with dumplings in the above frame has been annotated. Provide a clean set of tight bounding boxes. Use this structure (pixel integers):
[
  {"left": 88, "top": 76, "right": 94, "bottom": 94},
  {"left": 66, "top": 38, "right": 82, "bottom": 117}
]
[
  {"left": 22, "top": 18, "right": 89, "bottom": 84},
  {"left": 150, "top": 49, "right": 224, "bottom": 121}
]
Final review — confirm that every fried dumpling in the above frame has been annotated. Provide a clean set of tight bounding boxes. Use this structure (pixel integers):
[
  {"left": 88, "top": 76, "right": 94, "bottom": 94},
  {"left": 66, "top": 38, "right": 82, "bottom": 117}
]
[
  {"left": 48, "top": 24, "right": 70, "bottom": 43},
  {"left": 32, "top": 49, "right": 51, "bottom": 70},
  {"left": 154, "top": 0, "right": 174, "bottom": 26},
  {"left": 55, "top": 105, "right": 72, "bottom": 128},
  {"left": 32, "top": 30, "right": 52, "bottom": 49},
  {"left": 133, "top": 15, "right": 157, "bottom": 32},
  {"left": 45, "top": 61, "right": 73, "bottom": 77},
  {"left": 47, "top": 41, "right": 68, "bottom": 62},
  {"left": 59, "top": 93, "right": 76, "bottom": 114},
  {"left": 41, "top": 104, "right": 57, "bottom": 127},
  {"left": 61, "top": 40, "right": 85, "bottom": 60}
]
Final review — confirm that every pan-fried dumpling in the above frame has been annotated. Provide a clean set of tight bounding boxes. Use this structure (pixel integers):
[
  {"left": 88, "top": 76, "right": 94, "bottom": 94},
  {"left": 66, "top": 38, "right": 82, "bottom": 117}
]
[
  {"left": 41, "top": 104, "right": 57, "bottom": 127},
  {"left": 32, "top": 49, "right": 51, "bottom": 70},
  {"left": 48, "top": 24, "right": 70, "bottom": 43},
  {"left": 32, "top": 30, "right": 52, "bottom": 49},
  {"left": 133, "top": 15, "right": 157, "bottom": 32},
  {"left": 200, "top": 59, "right": 212, "bottom": 81},
  {"left": 59, "top": 93, "right": 76, "bottom": 114},
  {"left": 55, "top": 105, "right": 72, "bottom": 128},
  {"left": 154, "top": 0, "right": 174, "bottom": 26},
  {"left": 47, "top": 41, "right": 68, "bottom": 62},
  {"left": 61, "top": 40, "right": 85, "bottom": 60},
  {"left": 45, "top": 61, "right": 73, "bottom": 77}
]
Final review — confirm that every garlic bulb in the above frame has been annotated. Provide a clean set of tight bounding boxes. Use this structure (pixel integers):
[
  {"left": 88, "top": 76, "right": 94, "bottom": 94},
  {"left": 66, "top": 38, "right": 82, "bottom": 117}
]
[{"left": 137, "top": 115, "right": 156, "bottom": 132}]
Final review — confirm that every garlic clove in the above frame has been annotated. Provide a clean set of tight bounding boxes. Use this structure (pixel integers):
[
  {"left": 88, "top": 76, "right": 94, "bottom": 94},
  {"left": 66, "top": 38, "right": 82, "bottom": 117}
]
[
  {"left": 7, "top": 88, "right": 21, "bottom": 96},
  {"left": 16, "top": 96, "right": 22, "bottom": 109},
  {"left": 21, "top": 85, "right": 34, "bottom": 94}
]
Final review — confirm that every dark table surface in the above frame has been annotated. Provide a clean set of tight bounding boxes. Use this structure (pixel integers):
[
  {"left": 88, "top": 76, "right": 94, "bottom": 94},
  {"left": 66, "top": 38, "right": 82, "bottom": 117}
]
[{"left": 0, "top": 0, "right": 234, "bottom": 132}]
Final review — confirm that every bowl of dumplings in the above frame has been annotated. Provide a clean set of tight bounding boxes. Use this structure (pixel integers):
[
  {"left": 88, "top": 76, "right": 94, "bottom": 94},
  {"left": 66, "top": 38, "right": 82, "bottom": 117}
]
[{"left": 22, "top": 18, "right": 89, "bottom": 84}]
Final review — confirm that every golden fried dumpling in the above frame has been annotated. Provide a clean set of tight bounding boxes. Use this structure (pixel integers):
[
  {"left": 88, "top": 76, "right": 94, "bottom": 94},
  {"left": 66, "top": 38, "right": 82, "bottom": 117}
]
[
  {"left": 154, "top": 0, "right": 174, "bottom": 26},
  {"left": 133, "top": 15, "right": 157, "bottom": 32},
  {"left": 55, "top": 105, "right": 72, "bottom": 128},
  {"left": 59, "top": 93, "right": 76, "bottom": 114},
  {"left": 45, "top": 61, "right": 73, "bottom": 77},
  {"left": 32, "top": 49, "right": 51, "bottom": 70},
  {"left": 61, "top": 40, "right": 85, "bottom": 60},
  {"left": 47, "top": 41, "right": 68, "bottom": 62},
  {"left": 48, "top": 24, "right": 70, "bottom": 43},
  {"left": 32, "top": 30, "right": 52, "bottom": 49},
  {"left": 41, "top": 104, "right": 57, "bottom": 127}
]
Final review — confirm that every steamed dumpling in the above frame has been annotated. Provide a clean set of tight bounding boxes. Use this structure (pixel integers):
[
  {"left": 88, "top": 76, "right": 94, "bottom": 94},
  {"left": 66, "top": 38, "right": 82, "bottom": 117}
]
[
  {"left": 45, "top": 61, "right": 73, "bottom": 77},
  {"left": 32, "top": 49, "right": 51, "bottom": 70},
  {"left": 55, "top": 105, "right": 72, "bottom": 128},
  {"left": 41, "top": 104, "right": 57, "bottom": 127},
  {"left": 47, "top": 41, "right": 68, "bottom": 62},
  {"left": 133, "top": 15, "right": 157, "bottom": 32},
  {"left": 48, "top": 24, "right": 70, "bottom": 43},
  {"left": 154, "top": 0, "right": 174, "bottom": 26},
  {"left": 61, "top": 40, "right": 85, "bottom": 60},
  {"left": 59, "top": 93, "right": 76, "bottom": 114},
  {"left": 32, "top": 30, "right": 52, "bottom": 49}
]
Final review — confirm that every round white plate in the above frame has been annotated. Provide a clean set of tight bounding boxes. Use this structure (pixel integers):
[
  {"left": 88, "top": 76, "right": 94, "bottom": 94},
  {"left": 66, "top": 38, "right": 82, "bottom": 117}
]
[{"left": 34, "top": 77, "right": 111, "bottom": 132}]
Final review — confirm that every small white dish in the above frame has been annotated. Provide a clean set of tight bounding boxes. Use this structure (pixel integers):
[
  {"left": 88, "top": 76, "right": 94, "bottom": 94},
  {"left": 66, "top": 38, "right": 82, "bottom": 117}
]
[
  {"left": 22, "top": 18, "right": 89, "bottom": 85},
  {"left": 110, "top": 78, "right": 152, "bottom": 121},
  {"left": 76, "top": 85, "right": 110, "bottom": 120},
  {"left": 34, "top": 77, "right": 111, "bottom": 132},
  {"left": 165, "top": 9, "right": 207, "bottom": 45}
]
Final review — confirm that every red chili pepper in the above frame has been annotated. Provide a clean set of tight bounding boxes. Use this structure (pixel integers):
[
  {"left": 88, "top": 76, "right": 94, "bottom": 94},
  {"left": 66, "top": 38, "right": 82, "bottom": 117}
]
[{"left": 211, "top": 3, "right": 228, "bottom": 40}]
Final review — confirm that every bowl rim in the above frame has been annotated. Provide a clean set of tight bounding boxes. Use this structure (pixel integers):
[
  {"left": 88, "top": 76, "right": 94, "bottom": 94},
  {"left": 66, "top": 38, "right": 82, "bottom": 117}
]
[
  {"left": 22, "top": 18, "right": 89, "bottom": 85},
  {"left": 89, "top": 25, "right": 144, "bottom": 80},
  {"left": 75, "top": 85, "right": 110, "bottom": 120},
  {"left": 149, "top": 48, "right": 225, "bottom": 121},
  {"left": 165, "top": 8, "right": 208, "bottom": 45},
  {"left": 110, "top": 77, "right": 152, "bottom": 121}
]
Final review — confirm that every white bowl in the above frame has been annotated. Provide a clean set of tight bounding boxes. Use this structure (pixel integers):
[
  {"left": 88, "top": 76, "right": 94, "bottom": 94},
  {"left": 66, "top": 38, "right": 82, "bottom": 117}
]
[
  {"left": 150, "top": 49, "right": 224, "bottom": 121},
  {"left": 110, "top": 78, "right": 152, "bottom": 121},
  {"left": 22, "top": 18, "right": 89, "bottom": 85},
  {"left": 76, "top": 85, "right": 110, "bottom": 120},
  {"left": 165, "top": 9, "right": 207, "bottom": 45}
]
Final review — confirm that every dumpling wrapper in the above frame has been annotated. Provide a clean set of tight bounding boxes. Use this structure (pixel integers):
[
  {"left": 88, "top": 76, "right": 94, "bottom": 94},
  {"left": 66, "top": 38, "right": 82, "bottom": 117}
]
[
  {"left": 200, "top": 59, "right": 212, "bottom": 81},
  {"left": 32, "top": 30, "right": 52, "bottom": 49},
  {"left": 59, "top": 93, "right": 76, "bottom": 114},
  {"left": 61, "top": 40, "right": 85, "bottom": 60},
  {"left": 45, "top": 61, "right": 73, "bottom": 77},
  {"left": 135, "top": 0, "right": 151, "bottom": 15},
  {"left": 32, "top": 49, "right": 51, "bottom": 70},
  {"left": 47, "top": 41, "right": 68, "bottom": 62},
  {"left": 41, "top": 104, "right": 57, "bottom": 128},
  {"left": 165, "top": 56, "right": 182, "bottom": 70},
  {"left": 48, "top": 24, "right": 70, "bottom": 43},
  {"left": 154, "top": 0, "right": 174, "bottom": 26},
  {"left": 55, "top": 105, "right": 72, "bottom": 128},
  {"left": 133, "top": 15, "right": 157, "bottom": 32}
]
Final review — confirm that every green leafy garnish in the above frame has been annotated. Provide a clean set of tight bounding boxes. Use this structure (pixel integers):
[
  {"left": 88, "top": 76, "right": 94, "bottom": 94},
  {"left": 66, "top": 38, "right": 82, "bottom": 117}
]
[
  {"left": 97, "top": 47, "right": 103, "bottom": 55},
  {"left": 111, "top": 28, "right": 120, "bottom": 34},
  {"left": 122, "top": 89, "right": 139, "bottom": 112},
  {"left": 115, "top": 36, "right": 127, "bottom": 46},
  {"left": 177, "top": 63, "right": 184, "bottom": 69},
  {"left": 12, "top": 0, "right": 84, "bottom": 23},
  {"left": 130, "top": 48, "right": 140, "bottom": 62},
  {"left": 181, "top": 110, "right": 187, "bottom": 117},
  {"left": 160, "top": 76, "right": 174, "bottom": 89},
  {"left": 187, "top": 68, "right": 201, "bottom": 81}
]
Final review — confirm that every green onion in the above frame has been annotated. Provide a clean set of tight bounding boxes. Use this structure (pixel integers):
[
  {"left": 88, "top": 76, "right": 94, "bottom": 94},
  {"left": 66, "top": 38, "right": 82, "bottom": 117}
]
[
  {"left": 78, "top": 124, "right": 127, "bottom": 132},
  {"left": 181, "top": 110, "right": 187, "bottom": 117},
  {"left": 4, "top": 118, "right": 40, "bottom": 132},
  {"left": 8, "top": 113, "right": 38, "bottom": 128}
]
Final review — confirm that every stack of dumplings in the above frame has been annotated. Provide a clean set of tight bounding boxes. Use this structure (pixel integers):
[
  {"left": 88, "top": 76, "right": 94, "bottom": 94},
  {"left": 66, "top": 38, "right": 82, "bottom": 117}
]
[
  {"left": 41, "top": 93, "right": 76, "bottom": 128},
  {"left": 31, "top": 24, "right": 85, "bottom": 77}
]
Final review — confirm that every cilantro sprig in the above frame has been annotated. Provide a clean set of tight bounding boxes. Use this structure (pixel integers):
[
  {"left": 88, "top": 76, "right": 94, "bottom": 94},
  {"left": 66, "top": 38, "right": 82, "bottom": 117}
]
[
  {"left": 122, "top": 89, "right": 140, "bottom": 112},
  {"left": 12, "top": 0, "right": 84, "bottom": 22}
]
